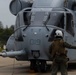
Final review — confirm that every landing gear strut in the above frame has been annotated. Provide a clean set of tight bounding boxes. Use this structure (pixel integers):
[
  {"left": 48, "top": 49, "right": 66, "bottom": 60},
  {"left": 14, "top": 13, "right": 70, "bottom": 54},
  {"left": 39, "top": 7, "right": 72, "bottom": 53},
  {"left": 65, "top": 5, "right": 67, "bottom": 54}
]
[{"left": 30, "top": 60, "right": 47, "bottom": 72}]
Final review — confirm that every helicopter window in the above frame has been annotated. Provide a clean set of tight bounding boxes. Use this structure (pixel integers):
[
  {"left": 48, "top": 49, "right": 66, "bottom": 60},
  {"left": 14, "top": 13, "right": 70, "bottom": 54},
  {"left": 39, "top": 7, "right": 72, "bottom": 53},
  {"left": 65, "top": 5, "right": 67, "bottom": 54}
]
[
  {"left": 30, "top": 12, "right": 45, "bottom": 26},
  {"left": 57, "top": 14, "right": 64, "bottom": 29},
  {"left": 23, "top": 9, "right": 31, "bottom": 25},
  {"left": 72, "top": 3, "right": 76, "bottom": 11},
  {"left": 47, "top": 12, "right": 64, "bottom": 29},
  {"left": 66, "top": 13, "right": 74, "bottom": 36}
]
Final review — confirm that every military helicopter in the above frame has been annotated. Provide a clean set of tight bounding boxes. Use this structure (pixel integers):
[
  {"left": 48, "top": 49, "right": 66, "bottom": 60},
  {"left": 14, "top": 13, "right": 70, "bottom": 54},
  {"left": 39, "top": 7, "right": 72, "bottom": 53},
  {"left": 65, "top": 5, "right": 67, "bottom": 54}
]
[{"left": 0, "top": 0, "right": 76, "bottom": 71}]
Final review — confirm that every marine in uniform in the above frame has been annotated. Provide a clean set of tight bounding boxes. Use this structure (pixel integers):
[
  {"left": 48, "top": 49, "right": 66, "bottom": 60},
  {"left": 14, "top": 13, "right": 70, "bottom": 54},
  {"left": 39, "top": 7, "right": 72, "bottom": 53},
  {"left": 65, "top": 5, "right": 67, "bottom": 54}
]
[{"left": 49, "top": 30, "right": 76, "bottom": 75}]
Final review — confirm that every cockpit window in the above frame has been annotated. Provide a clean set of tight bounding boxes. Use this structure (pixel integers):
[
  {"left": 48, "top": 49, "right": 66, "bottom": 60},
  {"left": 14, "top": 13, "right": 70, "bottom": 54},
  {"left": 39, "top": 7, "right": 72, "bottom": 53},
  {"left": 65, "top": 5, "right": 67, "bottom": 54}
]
[
  {"left": 45, "top": 12, "right": 74, "bottom": 36},
  {"left": 66, "top": 13, "right": 74, "bottom": 36},
  {"left": 23, "top": 10, "right": 74, "bottom": 36},
  {"left": 46, "top": 12, "right": 64, "bottom": 29},
  {"left": 23, "top": 9, "right": 31, "bottom": 25}
]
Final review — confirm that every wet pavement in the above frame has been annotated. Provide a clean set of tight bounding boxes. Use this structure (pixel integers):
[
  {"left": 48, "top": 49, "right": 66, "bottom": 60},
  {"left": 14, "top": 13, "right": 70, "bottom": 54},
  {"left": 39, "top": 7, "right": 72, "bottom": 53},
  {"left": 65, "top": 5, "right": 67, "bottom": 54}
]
[{"left": 0, "top": 57, "right": 76, "bottom": 75}]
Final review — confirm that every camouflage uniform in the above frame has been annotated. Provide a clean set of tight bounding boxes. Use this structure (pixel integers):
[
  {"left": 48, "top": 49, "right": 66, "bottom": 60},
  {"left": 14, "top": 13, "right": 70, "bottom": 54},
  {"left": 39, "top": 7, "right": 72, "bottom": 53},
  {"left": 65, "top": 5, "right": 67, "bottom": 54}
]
[{"left": 49, "top": 38, "right": 76, "bottom": 75}]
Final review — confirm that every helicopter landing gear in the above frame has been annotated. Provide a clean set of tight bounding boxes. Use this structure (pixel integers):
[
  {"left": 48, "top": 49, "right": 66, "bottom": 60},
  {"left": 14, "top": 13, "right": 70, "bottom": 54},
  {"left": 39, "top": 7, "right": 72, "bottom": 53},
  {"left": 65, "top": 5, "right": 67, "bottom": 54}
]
[{"left": 30, "top": 60, "right": 47, "bottom": 72}]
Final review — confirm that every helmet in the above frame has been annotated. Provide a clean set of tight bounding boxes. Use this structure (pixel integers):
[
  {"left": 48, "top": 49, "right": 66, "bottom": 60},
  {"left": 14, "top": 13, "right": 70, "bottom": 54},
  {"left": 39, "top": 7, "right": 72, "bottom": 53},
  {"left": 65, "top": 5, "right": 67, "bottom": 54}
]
[{"left": 55, "top": 30, "right": 63, "bottom": 37}]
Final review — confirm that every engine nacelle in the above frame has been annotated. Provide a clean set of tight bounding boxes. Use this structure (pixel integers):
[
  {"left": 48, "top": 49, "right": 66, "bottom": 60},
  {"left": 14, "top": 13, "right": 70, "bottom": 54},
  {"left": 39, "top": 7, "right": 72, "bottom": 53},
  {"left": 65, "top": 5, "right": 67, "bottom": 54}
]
[{"left": 10, "top": 0, "right": 32, "bottom": 16}]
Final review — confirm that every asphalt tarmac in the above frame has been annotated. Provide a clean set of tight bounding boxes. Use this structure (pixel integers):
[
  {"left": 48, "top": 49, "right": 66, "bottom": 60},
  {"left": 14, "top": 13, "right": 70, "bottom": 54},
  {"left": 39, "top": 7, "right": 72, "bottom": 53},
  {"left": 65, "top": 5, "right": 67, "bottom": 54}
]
[{"left": 0, "top": 57, "right": 76, "bottom": 75}]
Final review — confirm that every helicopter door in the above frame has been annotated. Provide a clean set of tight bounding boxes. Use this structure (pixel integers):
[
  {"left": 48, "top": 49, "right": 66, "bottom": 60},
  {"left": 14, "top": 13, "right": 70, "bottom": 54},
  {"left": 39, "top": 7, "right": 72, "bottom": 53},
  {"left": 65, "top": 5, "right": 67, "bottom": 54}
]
[{"left": 64, "top": 13, "right": 75, "bottom": 44}]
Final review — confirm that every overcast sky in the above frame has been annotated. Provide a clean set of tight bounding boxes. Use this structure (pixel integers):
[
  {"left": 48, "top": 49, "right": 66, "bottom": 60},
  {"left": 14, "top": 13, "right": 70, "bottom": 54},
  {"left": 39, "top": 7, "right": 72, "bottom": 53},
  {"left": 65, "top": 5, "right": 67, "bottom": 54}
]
[{"left": 0, "top": 0, "right": 16, "bottom": 27}]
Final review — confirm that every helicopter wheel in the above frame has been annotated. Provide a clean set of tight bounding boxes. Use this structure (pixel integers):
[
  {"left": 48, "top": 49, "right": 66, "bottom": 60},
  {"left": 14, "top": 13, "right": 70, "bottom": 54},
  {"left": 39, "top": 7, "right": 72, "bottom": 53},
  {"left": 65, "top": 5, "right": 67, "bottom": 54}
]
[
  {"left": 40, "top": 60, "right": 47, "bottom": 72},
  {"left": 30, "top": 60, "right": 36, "bottom": 70},
  {"left": 30, "top": 60, "right": 40, "bottom": 72},
  {"left": 30, "top": 60, "right": 47, "bottom": 72}
]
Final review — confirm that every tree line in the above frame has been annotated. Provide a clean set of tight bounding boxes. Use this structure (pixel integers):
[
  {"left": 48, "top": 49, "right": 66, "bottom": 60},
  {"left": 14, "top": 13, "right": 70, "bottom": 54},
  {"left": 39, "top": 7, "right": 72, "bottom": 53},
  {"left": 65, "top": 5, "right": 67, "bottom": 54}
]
[{"left": 0, "top": 23, "right": 14, "bottom": 48}]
